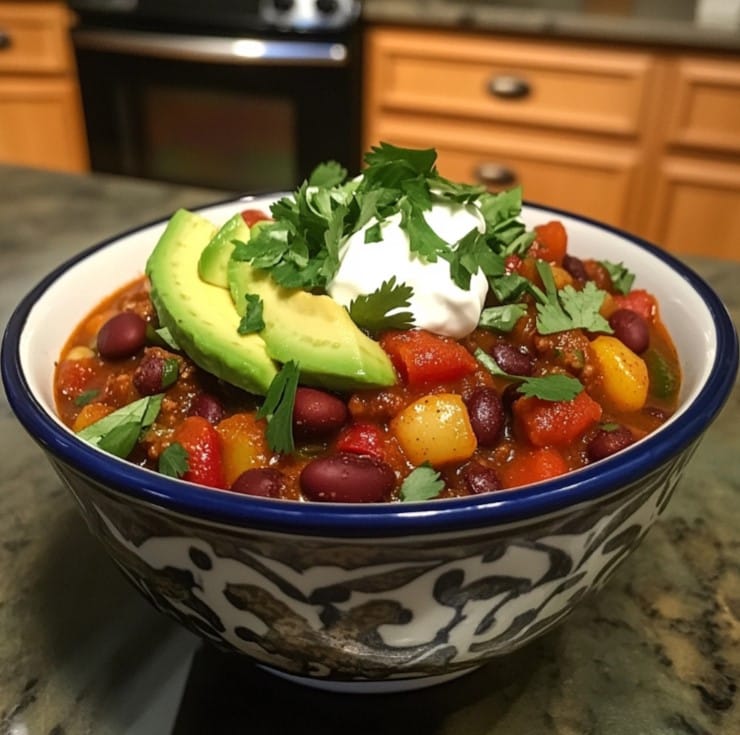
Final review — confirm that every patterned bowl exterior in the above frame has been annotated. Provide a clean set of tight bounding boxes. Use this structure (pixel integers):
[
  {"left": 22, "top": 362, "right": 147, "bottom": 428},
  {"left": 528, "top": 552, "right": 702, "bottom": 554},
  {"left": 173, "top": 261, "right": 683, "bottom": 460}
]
[{"left": 49, "top": 441, "right": 696, "bottom": 688}]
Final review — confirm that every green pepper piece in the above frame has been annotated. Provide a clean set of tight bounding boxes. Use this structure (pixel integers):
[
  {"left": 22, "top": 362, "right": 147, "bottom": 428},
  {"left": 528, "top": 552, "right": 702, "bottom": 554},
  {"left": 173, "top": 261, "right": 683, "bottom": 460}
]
[{"left": 644, "top": 348, "right": 679, "bottom": 400}]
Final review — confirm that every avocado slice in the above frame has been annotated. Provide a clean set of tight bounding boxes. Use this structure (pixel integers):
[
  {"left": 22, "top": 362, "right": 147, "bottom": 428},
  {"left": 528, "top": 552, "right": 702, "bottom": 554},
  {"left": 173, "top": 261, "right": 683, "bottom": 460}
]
[
  {"left": 228, "top": 259, "right": 397, "bottom": 391},
  {"left": 197, "top": 212, "right": 250, "bottom": 288},
  {"left": 146, "top": 209, "right": 278, "bottom": 395}
]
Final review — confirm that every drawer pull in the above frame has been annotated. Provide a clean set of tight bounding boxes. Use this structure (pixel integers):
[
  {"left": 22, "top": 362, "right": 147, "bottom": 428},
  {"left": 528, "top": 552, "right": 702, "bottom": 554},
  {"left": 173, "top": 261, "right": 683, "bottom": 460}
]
[
  {"left": 488, "top": 75, "right": 530, "bottom": 99},
  {"left": 0, "top": 30, "right": 11, "bottom": 51},
  {"left": 475, "top": 163, "right": 517, "bottom": 187}
]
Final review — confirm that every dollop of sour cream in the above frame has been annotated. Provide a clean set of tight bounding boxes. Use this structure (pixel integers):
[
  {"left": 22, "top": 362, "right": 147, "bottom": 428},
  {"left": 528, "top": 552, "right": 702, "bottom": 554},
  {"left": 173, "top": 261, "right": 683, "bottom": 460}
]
[{"left": 327, "top": 200, "right": 489, "bottom": 339}]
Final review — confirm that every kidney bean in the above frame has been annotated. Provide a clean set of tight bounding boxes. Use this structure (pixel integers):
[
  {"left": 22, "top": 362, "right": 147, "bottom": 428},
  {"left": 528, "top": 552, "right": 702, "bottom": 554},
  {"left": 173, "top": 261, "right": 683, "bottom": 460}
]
[
  {"left": 189, "top": 392, "right": 226, "bottom": 425},
  {"left": 562, "top": 253, "right": 588, "bottom": 282},
  {"left": 231, "top": 468, "right": 285, "bottom": 498},
  {"left": 501, "top": 383, "right": 524, "bottom": 414},
  {"left": 608, "top": 309, "right": 650, "bottom": 354},
  {"left": 97, "top": 312, "right": 147, "bottom": 359},
  {"left": 300, "top": 453, "right": 395, "bottom": 503},
  {"left": 293, "top": 387, "right": 348, "bottom": 440},
  {"left": 490, "top": 343, "right": 534, "bottom": 376},
  {"left": 133, "top": 355, "right": 168, "bottom": 395},
  {"left": 461, "top": 462, "right": 501, "bottom": 494},
  {"left": 466, "top": 387, "right": 505, "bottom": 447},
  {"left": 586, "top": 424, "right": 635, "bottom": 461}
]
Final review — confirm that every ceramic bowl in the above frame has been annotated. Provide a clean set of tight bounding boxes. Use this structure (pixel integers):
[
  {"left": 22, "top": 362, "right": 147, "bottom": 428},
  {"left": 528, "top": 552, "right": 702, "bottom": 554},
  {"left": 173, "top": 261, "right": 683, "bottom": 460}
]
[{"left": 3, "top": 197, "right": 737, "bottom": 693}]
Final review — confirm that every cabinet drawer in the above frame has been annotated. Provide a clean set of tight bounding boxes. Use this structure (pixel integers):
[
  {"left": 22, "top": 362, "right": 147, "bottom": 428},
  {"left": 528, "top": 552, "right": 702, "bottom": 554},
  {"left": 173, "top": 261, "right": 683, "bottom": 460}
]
[
  {"left": 369, "top": 116, "right": 638, "bottom": 226},
  {"left": 366, "top": 28, "right": 655, "bottom": 138},
  {"left": 0, "top": 3, "right": 74, "bottom": 74},
  {"left": 666, "top": 58, "right": 740, "bottom": 155}
]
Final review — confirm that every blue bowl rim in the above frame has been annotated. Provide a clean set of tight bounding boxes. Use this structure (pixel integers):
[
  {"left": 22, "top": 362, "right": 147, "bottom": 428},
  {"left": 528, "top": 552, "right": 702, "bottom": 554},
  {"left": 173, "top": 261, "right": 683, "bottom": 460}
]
[{"left": 2, "top": 196, "right": 738, "bottom": 537}]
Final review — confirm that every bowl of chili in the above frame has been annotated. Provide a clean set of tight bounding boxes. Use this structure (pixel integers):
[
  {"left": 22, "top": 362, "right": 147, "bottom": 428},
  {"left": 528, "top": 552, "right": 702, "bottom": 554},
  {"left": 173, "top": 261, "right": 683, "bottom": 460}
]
[{"left": 2, "top": 153, "right": 738, "bottom": 692}]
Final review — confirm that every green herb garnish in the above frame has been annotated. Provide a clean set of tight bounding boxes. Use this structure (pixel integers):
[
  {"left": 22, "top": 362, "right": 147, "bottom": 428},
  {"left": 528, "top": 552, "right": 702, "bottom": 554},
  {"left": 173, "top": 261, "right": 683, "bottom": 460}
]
[
  {"left": 161, "top": 358, "right": 179, "bottom": 389},
  {"left": 238, "top": 293, "right": 266, "bottom": 335},
  {"left": 478, "top": 303, "right": 528, "bottom": 333},
  {"left": 600, "top": 260, "right": 635, "bottom": 295},
  {"left": 74, "top": 389, "right": 99, "bottom": 407},
  {"left": 534, "top": 261, "right": 612, "bottom": 335},
  {"left": 475, "top": 348, "right": 583, "bottom": 401},
  {"left": 256, "top": 361, "right": 300, "bottom": 453},
  {"left": 77, "top": 394, "right": 163, "bottom": 458},
  {"left": 347, "top": 277, "right": 415, "bottom": 333},
  {"left": 400, "top": 463, "right": 445, "bottom": 502},
  {"left": 158, "top": 442, "right": 189, "bottom": 478},
  {"left": 146, "top": 324, "right": 181, "bottom": 351}
]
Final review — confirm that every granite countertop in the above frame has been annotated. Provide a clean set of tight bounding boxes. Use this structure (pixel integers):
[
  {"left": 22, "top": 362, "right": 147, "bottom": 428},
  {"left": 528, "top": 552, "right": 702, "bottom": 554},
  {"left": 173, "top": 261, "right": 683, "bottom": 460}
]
[
  {"left": 363, "top": 0, "right": 740, "bottom": 52},
  {"left": 1, "top": 164, "right": 738, "bottom": 734}
]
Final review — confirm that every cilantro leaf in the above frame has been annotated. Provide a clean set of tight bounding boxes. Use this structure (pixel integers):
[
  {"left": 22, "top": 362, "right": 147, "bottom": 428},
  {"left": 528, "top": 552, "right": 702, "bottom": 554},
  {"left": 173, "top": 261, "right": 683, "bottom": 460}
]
[
  {"left": 238, "top": 293, "right": 266, "bottom": 335},
  {"left": 399, "top": 198, "right": 449, "bottom": 263},
  {"left": 534, "top": 261, "right": 612, "bottom": 335},
  {"left": 400, "top": 464, "right": 445, "bottom": 502},
  {"left": 308, "top": 160, "right": 347, "bottom": 188},
  {"left": 478, "top": 303, "right": 528, "bottom": 333},
  {"left": 257, "top": 361, "right": 300, "bottom": 454},
  {"left": 364, "top": 142, "right": 437, "bottom": 178},
  {"left": 161, "top": 358, "right": 179, "bottom": 389},
  {"left": 600, "top": 260, "right": 635, "bottom": 295},
  {"left": 146, "top": 324, "right": 181, "bottom": 351},
  {"left": 475, "top": 348, "right": 583, "bottom": 401},
  {"left": 159, "top": 442, "right": 189, "bottom": 478},
  {"left": 74, "top": 389, "right": 99, "bottom": 407},
  {"left": 77, "top": 394, "right": 163, "bottom": 458},
  {"left": 348, "top": 277, "right": 415, "bottom": 333}
]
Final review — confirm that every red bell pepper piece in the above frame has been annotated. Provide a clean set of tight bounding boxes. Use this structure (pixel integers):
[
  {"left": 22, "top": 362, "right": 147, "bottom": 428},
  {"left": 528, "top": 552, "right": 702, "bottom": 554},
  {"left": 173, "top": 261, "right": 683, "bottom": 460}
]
[
  {"left": 529, "top": 221, "right": 568, "bottom": 265},
  {"left": 612, "top": 289, "right": 657, "bottom": 323},
  {"left": 500, "top": 446, "right": 569, "bottom": 489},
  {"left": 171, "top": 415, "right": 226, "bottom": 489},
  {"left": 335, "top": 423, "right": 386, "bottom": 460},
  {"left": 513, "top": 390, "right": 602, "bottom": 448},
  {"left": 379, "top": 330, "right": 478, "bottom": 386},
  {"left": 241, "top": 209, "right": 271, "bottom": 227}
]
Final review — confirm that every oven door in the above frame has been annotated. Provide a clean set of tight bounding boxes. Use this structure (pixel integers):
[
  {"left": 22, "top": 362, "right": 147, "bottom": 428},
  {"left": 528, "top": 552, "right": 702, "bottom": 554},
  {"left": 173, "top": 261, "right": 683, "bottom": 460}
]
[{"left": 72, "top": 29, "right": 362, "bottom": 192}]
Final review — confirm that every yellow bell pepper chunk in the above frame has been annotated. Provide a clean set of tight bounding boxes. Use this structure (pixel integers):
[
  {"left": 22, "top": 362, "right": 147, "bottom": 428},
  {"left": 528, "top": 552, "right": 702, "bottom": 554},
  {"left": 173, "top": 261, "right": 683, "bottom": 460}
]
[
  {"left": 391, "top": 393, "right": 477, "bottom": 467},
  {"left": 591, "top": 335, "right": 649, "bottom": 413}
]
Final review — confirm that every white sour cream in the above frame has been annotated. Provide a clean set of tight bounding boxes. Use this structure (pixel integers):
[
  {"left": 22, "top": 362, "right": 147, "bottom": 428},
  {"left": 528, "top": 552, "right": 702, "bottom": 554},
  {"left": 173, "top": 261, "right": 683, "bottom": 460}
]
[{"left": 328, "top": 201, "right": 489, "bottom": 339}]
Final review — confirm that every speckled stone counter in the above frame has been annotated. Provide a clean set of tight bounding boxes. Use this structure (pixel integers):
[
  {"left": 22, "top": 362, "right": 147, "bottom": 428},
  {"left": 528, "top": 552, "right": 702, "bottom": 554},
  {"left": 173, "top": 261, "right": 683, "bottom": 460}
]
[
  {"left": 363, "top": 0, "right": 740, "bottom": 52},
  {"left": 1, "top": 165, "right": 738, "bottom": 734}
]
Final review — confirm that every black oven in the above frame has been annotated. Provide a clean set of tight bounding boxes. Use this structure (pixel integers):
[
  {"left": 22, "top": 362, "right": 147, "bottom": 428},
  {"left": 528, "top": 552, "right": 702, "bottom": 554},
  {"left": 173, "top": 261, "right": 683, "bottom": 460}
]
[{"left": 68, "top": 0, "right": 363, "bottom": 192}]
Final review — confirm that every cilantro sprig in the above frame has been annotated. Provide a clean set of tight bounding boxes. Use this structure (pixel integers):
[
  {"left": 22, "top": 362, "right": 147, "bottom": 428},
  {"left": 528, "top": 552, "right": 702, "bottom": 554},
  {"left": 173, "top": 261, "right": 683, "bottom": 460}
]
[
  {"left": 348, "top": 277, "right": 414, "bottom": 333},
  {"left": 400, "top": 464, "right": 445, "bottom": 502},
  {"left": 159, "top": 442, "right": 189, "bottom": 478},
  {"left": 475, "top": 348, "right": 583, "bottom": 402},
  {"left": 77, "top": 394, "right": 163, "bottom": 458},
  {"left": 257, "top": 361, "right": 300, "bottom": 453}
]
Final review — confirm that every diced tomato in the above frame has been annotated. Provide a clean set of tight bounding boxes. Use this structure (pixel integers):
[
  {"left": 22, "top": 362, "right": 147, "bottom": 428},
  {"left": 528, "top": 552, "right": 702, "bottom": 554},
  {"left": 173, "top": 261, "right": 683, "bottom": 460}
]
[
  {"left": 379, "top": 330, "right": 479, "bottom": 386},
  {"left": 530, "top": 221, "right": 568, "bottom": 265},
  {"left": 335, "top": 423, "right": 385, "bottom": 459},
  {"left": 56, "top": 357, "right": 96, "bottom": 399},
  {"left": 513, "top": 390, "right": 603, "bottom": 447},
  {"left": 500, "top": 447, "right": 569, "bottom": 489},
  {"left": 613, "top": 289, "right": 657, "bottom": 323},
  {"left": 172, "top": 416, "right": 226, "bottom": 489},
  {"left": 241, "top": 209, "right": 271, "bottom": 227}
]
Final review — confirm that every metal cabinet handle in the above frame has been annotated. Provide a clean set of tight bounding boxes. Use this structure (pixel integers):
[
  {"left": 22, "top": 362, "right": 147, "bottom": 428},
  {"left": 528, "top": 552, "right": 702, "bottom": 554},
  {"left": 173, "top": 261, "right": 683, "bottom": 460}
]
[
  {"left": 488, "top": 75, "right": 531, "bottom": 99},
  {"left": 0, "top": 30, "right": 11, "bottom": 51},
  {"left": 475, "top": 163, "right": 517, "bottom": 188}
]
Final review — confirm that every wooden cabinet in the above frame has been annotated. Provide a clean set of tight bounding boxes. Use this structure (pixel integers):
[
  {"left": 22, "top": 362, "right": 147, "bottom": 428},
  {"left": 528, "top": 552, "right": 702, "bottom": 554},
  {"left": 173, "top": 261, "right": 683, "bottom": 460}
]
[
  {"left": 0, "top": 2, "right": 88, "bottom": 172},
  {"left": 364, "top": 26, "right": 740, "bottom": 260}
]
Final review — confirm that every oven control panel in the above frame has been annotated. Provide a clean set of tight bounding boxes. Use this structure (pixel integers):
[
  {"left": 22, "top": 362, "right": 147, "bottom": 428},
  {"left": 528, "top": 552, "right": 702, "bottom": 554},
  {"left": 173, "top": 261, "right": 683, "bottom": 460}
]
[{"left": 261, "top": 0, "right": 361, "bottom": 32}]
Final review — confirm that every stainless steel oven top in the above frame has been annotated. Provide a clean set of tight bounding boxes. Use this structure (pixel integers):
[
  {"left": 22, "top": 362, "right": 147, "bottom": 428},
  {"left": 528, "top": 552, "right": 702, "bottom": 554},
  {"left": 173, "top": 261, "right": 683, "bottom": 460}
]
[{"left": 67, "top": 0, "right": 362, "bottom": 34}]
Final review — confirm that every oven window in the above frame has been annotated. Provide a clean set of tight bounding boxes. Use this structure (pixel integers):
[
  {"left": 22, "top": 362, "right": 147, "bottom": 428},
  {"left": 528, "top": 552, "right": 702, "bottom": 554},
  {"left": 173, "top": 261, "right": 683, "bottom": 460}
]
[{"left": 144, "top": 86, "right": 296, "bottom": 191}]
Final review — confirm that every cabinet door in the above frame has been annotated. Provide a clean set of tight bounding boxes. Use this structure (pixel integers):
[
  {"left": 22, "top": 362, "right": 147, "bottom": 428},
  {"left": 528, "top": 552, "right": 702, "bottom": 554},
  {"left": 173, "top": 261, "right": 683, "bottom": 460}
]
[
  {"left": 647, "top": 157, "right": 740, "bottom": 259},
  {"left": 0, "top": 77, "right": 88, "bottom": 172}
]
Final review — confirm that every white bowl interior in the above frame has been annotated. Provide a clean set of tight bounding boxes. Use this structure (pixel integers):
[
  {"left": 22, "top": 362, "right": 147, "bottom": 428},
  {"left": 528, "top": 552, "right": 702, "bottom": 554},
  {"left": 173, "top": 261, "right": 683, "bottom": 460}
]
[{"left": 20, "top": 199, "right": 715, "bottom": 443}]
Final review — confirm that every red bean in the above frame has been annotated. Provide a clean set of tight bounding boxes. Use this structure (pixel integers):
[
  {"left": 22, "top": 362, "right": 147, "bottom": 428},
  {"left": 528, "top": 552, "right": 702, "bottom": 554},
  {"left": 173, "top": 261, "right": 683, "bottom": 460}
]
[
  {"left": 562, "top": 254, "right": 588, "bottom": 282},
  {"left": 293, "top": 387, "right": 348, "bottom": 441},
  {"left": 465, "top": 387, "right": 504, "bottom": 447},
  {"left": 461, "top": 462, "right": 501, "bottom": 494},
  {"left": 586, "top": 424, "right": 635, "bottom": 461},
  {"left": 608, "top": 309, "right": 650, "bottom": 354},
  {"left": 189, "top": 392, "right": 226, "bottom": 425},
  {"left": 490, "top": 343, "right": 534, "bottom": 376},
  {"left": 231, "top": 468, "right": 285, "bottom": 498},
  {"left": 300, "top": 453, "right": 396, "bottom": 503},
  {"left": 97, "top": 312, "right": 147, "bottom": 359},
  {"left": 133, "top": 355, "right": 166, "bottom": 396}
]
